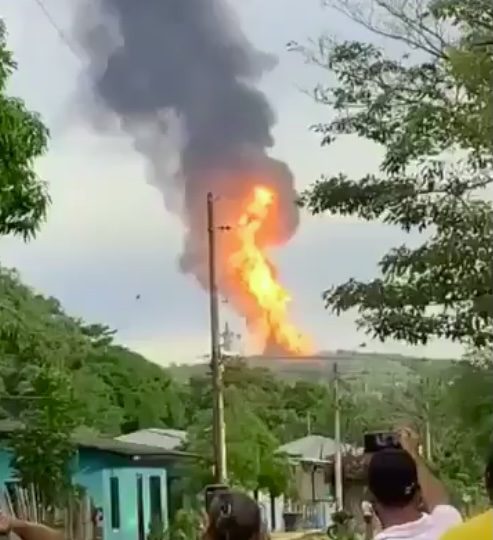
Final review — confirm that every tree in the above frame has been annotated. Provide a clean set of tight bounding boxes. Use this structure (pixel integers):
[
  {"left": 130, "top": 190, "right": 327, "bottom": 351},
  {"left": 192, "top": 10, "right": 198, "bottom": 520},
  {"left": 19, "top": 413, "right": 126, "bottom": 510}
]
[
  {"left": 293, "top": 0, "right": 493, "bottom": 348},
  {"left": 429, "top": 356, "right": 490, "bottom": 511},
  {"left": 0, "top": 20, "right": 50, "bottom": 239},
  {"left": 0, "top": 266, "right": 90, "bottom": 420},
  {"left": 185, "top": 377, "right": 290, "bottom": 495},
  {"left": 10, "top": 364, "right": 81, "bottom": 511},
  {"left": 80, "top": 344, "right": 187, "bottom": 434},
  {"left": 448, "top": 348, "right": 493, "bottom": 456},
  {"left": 0, "top": 265, "right": 186, "bottom": 437}
]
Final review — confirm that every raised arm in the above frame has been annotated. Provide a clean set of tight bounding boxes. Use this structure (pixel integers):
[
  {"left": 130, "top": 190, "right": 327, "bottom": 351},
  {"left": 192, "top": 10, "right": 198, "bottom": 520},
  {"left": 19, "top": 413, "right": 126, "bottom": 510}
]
[
  {"left": 398, "top": 427, "right": 450, "bottom": 512},
  {"left": 0, "top": 514, "right": 63, "bottom": 540},
  {"left": 12, "top": 520, "right": 63, "bottom": 540}
]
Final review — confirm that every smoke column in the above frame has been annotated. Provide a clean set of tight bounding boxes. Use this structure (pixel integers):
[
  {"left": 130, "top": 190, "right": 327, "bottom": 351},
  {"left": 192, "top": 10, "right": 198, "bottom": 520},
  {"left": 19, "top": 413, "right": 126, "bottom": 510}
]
[{"left": 74, "top": 0, "right": 302, "bottom": 351}]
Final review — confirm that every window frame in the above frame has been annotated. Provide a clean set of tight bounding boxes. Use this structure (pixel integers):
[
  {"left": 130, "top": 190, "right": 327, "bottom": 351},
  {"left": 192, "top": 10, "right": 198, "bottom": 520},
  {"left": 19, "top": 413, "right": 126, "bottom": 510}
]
[{"left": 109, "top": 476, "right": 121, "bottom": 531}]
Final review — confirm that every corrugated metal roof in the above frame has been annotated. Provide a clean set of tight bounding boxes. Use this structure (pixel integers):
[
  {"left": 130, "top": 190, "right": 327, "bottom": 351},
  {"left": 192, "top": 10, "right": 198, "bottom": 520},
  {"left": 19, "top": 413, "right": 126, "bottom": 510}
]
[
  {"left": 0, "top": 420, "right": 193, "bottom": 458},
  {"left": 116, "top": 428, "right": 187, "bottom": 451},
  {"left": 278, "top": 435, "right": 356, "bottom": 463},
  {"left": 76, "top": 434, "right": 193, "bottom": 458},
  {"left": 0, "top": 419, "right": 21, "bottom": 433}
]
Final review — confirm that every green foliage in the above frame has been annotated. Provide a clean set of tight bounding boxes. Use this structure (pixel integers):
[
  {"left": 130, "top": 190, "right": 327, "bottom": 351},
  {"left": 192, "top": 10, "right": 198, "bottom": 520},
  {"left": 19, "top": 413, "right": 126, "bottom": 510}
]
[
  {"left": 9, "top": 364, "right": 81, "bottom": 509},
  {"left": 0, "top": 20, "right": 50, "bottom": 239},
  {"left": 169, "top": 351, "right": 434, "bottom": 389},
  {"left": 0, "top": 261, "right": 190, "bottom": 443},
  {"left": 147, "top": 517, "right": 166, "bottom": 540},
  {"left": 0, "top": 267, "right": 90, "bottom": 421},
  {"left": 165, "top": 509, "right": 201, "bottom": 540},
  {"left": 292, "top": 1, "right": 493, "bottom": 503},
  {"left": 447, "top": 348, "right": 493, "bottom": 457},
  {"left": 76, "top": 343, "right": 187, "bottom": 435},
  {"left": 5, "top": 259, "right": 483, "bottom": 503},
  {"left": 328, "top": 509, "right": 358, "bottom": 540},
  {"left": 0, "top": 267, "right": 89, "bottom": 367},
  {"left": 185, "top": 372, "right": 292, "bottom": 495},
  {"left": 0, "top": 251, "right": 489, "bottom": 510},
  {"left": 295, "top": 0, "right": 493, "bottom": 349}
]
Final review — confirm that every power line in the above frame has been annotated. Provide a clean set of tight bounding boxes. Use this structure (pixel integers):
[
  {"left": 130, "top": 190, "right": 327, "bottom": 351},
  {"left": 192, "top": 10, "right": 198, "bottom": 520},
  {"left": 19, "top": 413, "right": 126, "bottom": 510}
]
[{"left": 30, "top": 0, "right": 81, "bottom": 60}]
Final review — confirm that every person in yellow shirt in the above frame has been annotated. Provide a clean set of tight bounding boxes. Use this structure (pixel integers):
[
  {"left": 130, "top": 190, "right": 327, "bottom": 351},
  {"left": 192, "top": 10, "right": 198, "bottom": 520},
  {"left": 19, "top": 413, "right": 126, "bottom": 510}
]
[{"left": 441, "top": 449, "right": 493, "bottom": 540}]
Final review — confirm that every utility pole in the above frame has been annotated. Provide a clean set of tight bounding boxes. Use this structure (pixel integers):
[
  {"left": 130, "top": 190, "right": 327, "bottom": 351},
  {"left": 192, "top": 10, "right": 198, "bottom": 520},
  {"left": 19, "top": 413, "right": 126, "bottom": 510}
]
[
  {"left": 333, "top": 362, "right": 343, "bottom": 510},
  {"left": 207, "top": 192, "right": 227, "bottom": 484},
  {"left": 424, "top": 403, "right": 432, "bottom": 462},
  {"left": 424, "top": 378, "right": 432, "bottom": 462}
]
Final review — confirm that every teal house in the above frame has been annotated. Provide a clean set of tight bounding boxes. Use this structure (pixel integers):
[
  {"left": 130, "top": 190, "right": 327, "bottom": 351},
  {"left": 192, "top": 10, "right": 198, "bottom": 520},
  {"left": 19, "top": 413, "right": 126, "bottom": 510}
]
[{"left": 0, "top": 422, "right": 193, "bottom": 540}]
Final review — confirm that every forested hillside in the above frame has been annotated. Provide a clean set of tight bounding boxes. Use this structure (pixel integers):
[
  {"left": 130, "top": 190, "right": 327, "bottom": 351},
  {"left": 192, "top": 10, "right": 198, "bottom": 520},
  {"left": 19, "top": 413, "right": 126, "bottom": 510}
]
[
  {"left": 169, "top": 350, "right": 454, "bottom": 386},
  {"left": 1, "top": 264, "right": 491, "bottom": 504}
]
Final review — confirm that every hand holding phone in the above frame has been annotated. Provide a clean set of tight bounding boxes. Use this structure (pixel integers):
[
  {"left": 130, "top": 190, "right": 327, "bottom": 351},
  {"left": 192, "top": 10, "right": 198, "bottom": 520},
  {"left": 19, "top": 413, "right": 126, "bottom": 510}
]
[
  {"left": 204, "top": 484, "right": 229, "bottom": 512},
  {"left": 364, "top": 432, "right": 401, "bottom": 453}
]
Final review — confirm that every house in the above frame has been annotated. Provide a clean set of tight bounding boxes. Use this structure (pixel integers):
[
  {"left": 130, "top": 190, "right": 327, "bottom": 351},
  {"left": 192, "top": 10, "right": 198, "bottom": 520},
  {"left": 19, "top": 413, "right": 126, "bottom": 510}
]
[
  {"left": 0, "top": 421, "right": 195, "bottom": 540},
  {"left": 276, "top": 435, "right": 363, "bottom": 531},
  {"left": 116, "top": 428, "right": 190, "bottom": 518},
  {"left": 277, "top": 435, "right": 338, "bottom": 531}
]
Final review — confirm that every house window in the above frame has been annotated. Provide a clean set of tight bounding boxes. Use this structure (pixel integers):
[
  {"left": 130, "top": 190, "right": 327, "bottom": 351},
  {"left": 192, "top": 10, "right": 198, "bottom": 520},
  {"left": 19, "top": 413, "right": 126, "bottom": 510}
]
[
  {"left": 149, "top": 476, "right": 163, "bottom": 525},
  {"left": 109, "top": 476, "right": 120, "bottom": 530},
  {"left": 137, "top": 475, "right": 145, "bottom": 540}
]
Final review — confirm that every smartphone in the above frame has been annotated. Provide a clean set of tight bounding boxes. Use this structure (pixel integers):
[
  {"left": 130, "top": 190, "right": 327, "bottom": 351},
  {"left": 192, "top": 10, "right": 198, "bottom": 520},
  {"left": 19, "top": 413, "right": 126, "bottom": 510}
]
[
  {"left": 204, "top": 484, "right": 229, "bottom": 512},
  {"left": 364, "top": 432, "right": 401, "bottom": 453}
]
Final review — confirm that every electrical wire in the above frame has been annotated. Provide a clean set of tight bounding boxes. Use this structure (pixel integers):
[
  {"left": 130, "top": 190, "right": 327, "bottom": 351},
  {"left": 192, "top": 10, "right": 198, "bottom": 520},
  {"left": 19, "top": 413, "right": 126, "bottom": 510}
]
[{"left": 30, "top": 0, "right": 81, "bottom": 60}]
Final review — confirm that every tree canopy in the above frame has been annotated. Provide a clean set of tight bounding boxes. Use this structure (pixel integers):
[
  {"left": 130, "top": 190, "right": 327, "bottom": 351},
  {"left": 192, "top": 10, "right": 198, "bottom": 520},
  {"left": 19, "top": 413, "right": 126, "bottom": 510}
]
[
  {"left": 0, "top": 258, "right": 490, "bottom": 510},
  {"left": 10, "top": 364, "right": 81, "bottom": 509},
  {"left": 294, "top": 0, "right": 493, "bottom": 348},
  {"left": 0, "top": 20, "right": 50, "bottom": 239}
]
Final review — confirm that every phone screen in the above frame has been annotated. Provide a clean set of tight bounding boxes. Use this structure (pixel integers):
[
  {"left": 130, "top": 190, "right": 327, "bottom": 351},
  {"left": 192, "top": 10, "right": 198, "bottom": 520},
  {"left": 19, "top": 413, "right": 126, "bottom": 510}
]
[
  {"left": 364, "top": 432, "right": 401, "bottom": 453},
  {"left": 204, "top": 484, "right": 229, "bottom": 512}
]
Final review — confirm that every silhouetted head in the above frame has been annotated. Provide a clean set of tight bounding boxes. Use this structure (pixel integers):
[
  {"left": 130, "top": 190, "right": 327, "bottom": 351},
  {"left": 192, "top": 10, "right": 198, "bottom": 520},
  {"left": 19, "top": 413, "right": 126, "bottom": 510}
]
[
  {"left": 204, "top": 491, "right": 262, "bottom": 540},
  {"left": 368, "top": 449, "right": 420, "bottom": 526}
]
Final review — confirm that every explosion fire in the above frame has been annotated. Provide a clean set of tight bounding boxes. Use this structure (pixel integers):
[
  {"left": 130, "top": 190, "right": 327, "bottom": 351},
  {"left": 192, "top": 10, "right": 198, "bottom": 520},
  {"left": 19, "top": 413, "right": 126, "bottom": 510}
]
[
  {"left": 76, "top": 0, "right": 314, "bottom": 355},
  {"left": 228, "top": 186, "right": 312, "bottom": 356}
]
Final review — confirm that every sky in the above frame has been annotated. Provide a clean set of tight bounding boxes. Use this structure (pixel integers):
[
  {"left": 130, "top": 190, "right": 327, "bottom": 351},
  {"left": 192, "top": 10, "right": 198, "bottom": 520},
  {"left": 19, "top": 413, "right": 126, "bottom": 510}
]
[{"left": 1, "top": 0, "right": 463, "bottom": 364}]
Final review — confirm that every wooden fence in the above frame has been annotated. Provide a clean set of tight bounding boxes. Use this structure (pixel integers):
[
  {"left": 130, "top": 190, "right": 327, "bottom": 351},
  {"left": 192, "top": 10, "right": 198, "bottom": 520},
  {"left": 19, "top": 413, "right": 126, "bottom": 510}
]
[{"left": 0, "top": 483, "right": 97, "bottom": 540}]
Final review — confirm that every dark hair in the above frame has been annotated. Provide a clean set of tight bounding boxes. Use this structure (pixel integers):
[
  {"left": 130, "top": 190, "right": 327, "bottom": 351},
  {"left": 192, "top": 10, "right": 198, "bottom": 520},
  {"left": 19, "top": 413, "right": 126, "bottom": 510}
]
[
  {"left": 206, "top": 491, "right": 261, "bottom": 540},
  {"left": 486, "top": 447, "right": 493, "bottom": 503},
  {"left": 368, "top": 449, "right": 418, "bottom": 508}
]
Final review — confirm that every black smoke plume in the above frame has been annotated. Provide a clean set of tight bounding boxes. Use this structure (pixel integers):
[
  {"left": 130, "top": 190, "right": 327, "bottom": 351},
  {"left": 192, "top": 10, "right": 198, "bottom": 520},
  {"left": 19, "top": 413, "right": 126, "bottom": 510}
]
[{"left": 74, "top": 0, "right": 299, "bottom": 336}]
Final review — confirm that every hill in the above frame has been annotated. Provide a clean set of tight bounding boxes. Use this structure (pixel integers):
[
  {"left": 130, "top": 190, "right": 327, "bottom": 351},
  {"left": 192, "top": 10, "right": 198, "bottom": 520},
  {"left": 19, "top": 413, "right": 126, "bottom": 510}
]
[{"left": 168, "top": 350, "right": 455, "bottom": 386}]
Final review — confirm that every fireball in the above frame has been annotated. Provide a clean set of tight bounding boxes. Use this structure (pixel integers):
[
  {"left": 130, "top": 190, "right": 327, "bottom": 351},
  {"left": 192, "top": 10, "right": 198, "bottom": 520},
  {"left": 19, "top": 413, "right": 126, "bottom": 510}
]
[{"left": 228, "top": 186, "right": 312, "bottom": 355}]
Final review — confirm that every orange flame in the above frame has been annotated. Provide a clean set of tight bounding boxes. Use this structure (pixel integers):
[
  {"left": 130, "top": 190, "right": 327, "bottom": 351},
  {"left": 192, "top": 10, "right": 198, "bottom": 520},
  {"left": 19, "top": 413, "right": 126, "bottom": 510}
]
[{"left": 229, "top": 185, "right": 312, "bottom": 355}]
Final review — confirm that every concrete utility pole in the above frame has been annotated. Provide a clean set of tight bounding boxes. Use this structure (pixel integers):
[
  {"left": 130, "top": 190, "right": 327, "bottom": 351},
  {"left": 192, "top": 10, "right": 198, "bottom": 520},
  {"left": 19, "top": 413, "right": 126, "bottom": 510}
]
[
  {"left": 207, "top": 192, "right": 227, "bottom": 484},
  {"left": 333, "top": 362, "right": 344, "bottom": 510},
  {"left": 424, "top": 378, "right": 432, "bottom": 462},
  {"left": 424, "top": 413, "right": 432, "bottom": 462}
]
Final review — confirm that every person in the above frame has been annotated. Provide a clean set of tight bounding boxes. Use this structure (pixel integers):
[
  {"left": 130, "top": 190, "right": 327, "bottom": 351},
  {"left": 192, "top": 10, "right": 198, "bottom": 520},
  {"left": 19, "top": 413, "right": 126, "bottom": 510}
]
[
  {"left": 202, "top": 490, "right": 264, "bottom": 540},
  {"left": 367, "top": 427, "right": 462, "bottom": 540},
  {"left": 440, "top": 447, "right": 493, "bottom": 540},
  {"left": 0, "top": 513, "right": 62, "bottom": 540}
]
